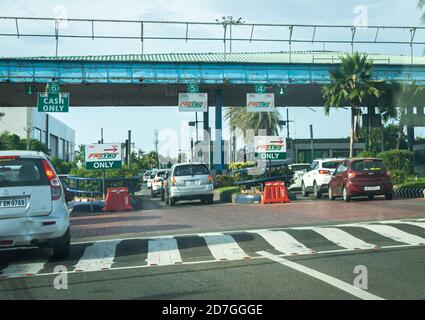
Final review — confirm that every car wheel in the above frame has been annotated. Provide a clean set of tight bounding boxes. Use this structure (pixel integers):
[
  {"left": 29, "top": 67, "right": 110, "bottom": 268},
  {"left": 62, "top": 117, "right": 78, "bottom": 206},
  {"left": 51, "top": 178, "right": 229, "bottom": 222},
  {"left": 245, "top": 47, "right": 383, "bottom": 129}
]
[
  {"left": 328, "top": 186, "right": 335, "bottom": 201},
  {"left": 301, "top": 182, "right": 309, "bottom": 197},
  {"left": 151, "top": 190, "right": 156, "bottom": 198},
  {"left": 51, "top": 228, "right": 70, "bottom": 260},
  {"left": 207, "top": 196, "right": 214, "bottom": 204},
  {"left": 313, "top": 181, "right": 321, "bottom": 199},
  {"left": 343, "top": 186, "right": 351, "bottom": 202},
  {"left": 170, "top": 198, "right": 176, "bottom": 206},
  {"left": 368, "top": 194, "right": 374, "bottom": 200},
  {"left": 385, "top": 193, "right": 393, "bottom": 200}
]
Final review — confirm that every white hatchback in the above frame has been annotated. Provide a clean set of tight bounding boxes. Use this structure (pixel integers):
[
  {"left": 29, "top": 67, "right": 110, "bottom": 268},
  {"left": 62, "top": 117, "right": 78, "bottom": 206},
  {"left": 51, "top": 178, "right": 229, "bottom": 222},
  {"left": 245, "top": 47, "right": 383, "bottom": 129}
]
[
  {"left": 0, "top": 151, "right": 70, "bottom": 259},
  {"left": 301, "top": 158, "right": 346, "bottom": 198}
]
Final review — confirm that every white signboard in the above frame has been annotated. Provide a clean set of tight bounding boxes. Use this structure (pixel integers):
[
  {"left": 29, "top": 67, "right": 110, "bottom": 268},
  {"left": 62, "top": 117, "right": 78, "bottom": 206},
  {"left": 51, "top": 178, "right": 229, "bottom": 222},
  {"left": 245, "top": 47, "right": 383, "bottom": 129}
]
[
  {"left": 84, "top": 143, "right": 123, "bottom": 170},
  {"left": 178, "top": 93, "right": 208, "bottom": 112},
  {"left": 247, "top": 93, "right": 275, "bottom": 112},
  {"left": 254, "top": 136, "right": 287, "bottom": 160}
]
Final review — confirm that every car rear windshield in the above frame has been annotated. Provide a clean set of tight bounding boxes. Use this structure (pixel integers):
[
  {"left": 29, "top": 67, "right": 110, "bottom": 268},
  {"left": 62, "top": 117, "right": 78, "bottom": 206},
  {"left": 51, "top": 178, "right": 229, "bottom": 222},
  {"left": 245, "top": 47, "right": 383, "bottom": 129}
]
[
  {"left": 174, "top": 164, "right": 209, "bottom": 176},
  {"left": 0, "top": 157, "right": 48, "bottom": 187},
  {"left": 351, "top": 160, "right": 385, "bottom": 171},
  {"left": 291, "top": 164, "right": 309, "bottom": 171},
  {"left": 322, "top": 161, "right": 343, "bottom": 169},
  {"left": 157, "top": 171, "right": 168, "bottom": 178}
]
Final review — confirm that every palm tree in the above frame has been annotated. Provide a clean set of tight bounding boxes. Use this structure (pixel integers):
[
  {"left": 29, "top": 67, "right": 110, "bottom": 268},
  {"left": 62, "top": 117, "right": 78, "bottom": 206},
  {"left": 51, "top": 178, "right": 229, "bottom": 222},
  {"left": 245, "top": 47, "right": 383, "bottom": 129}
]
[
  {"left": 419, "top": 0, "right": 425, "bottom": 22},
  {"left": 322, "top": 52, "right": 380, "bottom": 157},
  {"left": 224, "top": 107, "right": 283, "bottom": 137}
]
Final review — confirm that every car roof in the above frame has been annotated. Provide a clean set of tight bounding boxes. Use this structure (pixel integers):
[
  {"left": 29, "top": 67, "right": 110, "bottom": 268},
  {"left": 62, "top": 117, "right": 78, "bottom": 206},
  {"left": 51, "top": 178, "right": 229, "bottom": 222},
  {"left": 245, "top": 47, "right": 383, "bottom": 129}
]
[
  {"left": 172, "top": 162, "right": 206, "bottom": 167},
  {"left": 0, "top": 150, "right": 48, "bottom": 159},
  {"left": 349, "top": 157, "right": 382, "bottom": 162},
  {"left": 316, "top": 158, "right": 347, "bottom": 162}
]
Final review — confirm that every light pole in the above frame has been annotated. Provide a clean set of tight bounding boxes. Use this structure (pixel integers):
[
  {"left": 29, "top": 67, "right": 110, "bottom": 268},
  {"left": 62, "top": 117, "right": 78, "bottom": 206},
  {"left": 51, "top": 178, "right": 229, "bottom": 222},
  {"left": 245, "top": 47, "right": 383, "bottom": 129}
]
[{"left": 215, "top": 16, "right": 245, "bottom": 54}]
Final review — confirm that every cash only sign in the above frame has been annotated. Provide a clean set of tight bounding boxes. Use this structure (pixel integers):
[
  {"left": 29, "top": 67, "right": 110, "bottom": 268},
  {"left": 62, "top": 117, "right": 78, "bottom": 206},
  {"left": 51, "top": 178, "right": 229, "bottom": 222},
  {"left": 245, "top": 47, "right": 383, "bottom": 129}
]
[
  {"left": 37, "top": 81, "right": 70, "bottom": 113},
  {"left": 84, "top": 144, "right": 123, "bottom": 170}
]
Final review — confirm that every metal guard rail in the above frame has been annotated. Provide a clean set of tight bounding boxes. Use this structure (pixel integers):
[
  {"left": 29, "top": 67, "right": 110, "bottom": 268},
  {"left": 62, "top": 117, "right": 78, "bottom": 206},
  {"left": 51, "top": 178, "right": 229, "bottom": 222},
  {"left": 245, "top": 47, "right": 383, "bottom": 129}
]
[{"left": 63, "top": 176, "right": 141, "bottom": 195}]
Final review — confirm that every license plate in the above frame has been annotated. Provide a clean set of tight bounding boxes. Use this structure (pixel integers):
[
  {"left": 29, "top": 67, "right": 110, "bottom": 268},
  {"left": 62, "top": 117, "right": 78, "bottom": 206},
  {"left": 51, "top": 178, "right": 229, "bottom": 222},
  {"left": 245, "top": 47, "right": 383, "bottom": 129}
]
[
  {"left": 0, "top": 198, "right": 26, "bottom": 208},
  {"left": 364, "top": 186, "right": 380, "bottom": 191},
  {"left": 185, "top": 180, "right": 199, "bottom": 186}
]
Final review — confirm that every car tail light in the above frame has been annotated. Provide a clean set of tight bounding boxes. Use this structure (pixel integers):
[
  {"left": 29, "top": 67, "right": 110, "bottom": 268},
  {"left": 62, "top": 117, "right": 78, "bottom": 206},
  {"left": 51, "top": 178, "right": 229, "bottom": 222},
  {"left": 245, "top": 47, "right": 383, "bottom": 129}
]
[
  {"left": 348, "top": 172, "right": 357, "bottom": 179},
  {"left": 0, "top": 156, "right": 19, "bottom": 160},
  {"left": 42, "top": 159, "right": 62, "bottom": 200},
  {"left": 208, "top": 175, "right": 213, "bottom": 184},
  {"left": 385, "top": 171, "right": 390, "bottom": 177},
  {"left": 318, "top": 169, "right": 331, "bottom": 175},
  {"left": 171, "top": 177, "right": 176, "bottom": 186}
]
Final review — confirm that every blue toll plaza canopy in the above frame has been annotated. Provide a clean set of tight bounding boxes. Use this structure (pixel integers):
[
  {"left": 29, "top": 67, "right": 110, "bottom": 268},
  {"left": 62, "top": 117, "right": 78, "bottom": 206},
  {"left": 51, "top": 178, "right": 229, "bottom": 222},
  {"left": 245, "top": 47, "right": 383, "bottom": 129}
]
[{"left": 1, "top": 51, "right": 425, "bottom": 107}]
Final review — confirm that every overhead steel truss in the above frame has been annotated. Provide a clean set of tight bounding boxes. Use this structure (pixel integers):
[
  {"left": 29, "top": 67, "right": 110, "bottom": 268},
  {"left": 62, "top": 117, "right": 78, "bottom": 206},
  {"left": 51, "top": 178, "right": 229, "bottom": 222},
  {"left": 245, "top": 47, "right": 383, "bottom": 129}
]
[{"left": 0, "top": 16, "right": 424, "bottom": 59}]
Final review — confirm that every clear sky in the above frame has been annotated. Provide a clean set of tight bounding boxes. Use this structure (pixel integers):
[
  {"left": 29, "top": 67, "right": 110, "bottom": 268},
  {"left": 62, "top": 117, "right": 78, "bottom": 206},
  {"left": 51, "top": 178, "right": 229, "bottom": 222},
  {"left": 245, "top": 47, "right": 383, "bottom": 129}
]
[{"left": 1, "top": 0, "right": 425, "bottom": 157}]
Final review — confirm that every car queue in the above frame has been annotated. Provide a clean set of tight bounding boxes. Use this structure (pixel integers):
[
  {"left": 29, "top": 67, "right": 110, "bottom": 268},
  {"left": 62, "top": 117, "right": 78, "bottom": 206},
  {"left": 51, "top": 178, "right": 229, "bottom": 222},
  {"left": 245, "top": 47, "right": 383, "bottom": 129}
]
[
  {"left": 290, "top": 157, "right": 394, "bottom": 202},
  {"left": 144, "top": 157, "right": 394, "bottom": 206}
]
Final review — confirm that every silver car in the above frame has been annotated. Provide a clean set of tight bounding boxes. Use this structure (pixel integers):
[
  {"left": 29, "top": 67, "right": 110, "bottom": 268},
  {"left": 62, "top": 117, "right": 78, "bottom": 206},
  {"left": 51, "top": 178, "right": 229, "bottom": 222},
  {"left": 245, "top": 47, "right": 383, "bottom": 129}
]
[
  {"left": 165, "top": 163, "right": 214, "bottom": 206},
  {"left": 0, "top": 151, "right": 70, "bottom": 259}
]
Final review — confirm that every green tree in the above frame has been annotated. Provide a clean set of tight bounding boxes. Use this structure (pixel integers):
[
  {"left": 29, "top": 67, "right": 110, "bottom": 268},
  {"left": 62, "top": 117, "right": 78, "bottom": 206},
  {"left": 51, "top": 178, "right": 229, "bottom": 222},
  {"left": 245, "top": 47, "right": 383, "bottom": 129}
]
[
  {"left": 358, "top": 124, "right": 407, "bottom": 155},
  {"left": 140, "top": 151, "right": 159, "bottom": 169},
  {"left": 392, "top": 82, "right": 423, "bottom": 149},
  {"left": 50, "top": 157, "right": 78, "bottom": 174},
  {"left": 322, "top": 52, "right": 380, "bottom": 157},
  {"left": 0, "top": 132, "right": 49, "bottom": 153},
  {"left": 224, "top": 107, "right": 283, "bottom": 137}
]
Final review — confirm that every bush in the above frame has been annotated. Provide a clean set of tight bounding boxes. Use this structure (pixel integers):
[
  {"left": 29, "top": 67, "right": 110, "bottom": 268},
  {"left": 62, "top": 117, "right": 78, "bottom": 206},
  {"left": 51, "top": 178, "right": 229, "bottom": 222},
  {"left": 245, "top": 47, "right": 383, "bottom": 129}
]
[
  {"left": 214, "top": 174, "right": 235, "bottom": 188},
  {"left": 377, "top": 149, "right": 413, "bottom": 173},
  {"left": 356, "top": 150, "right": 377, "bottom": 158},
  {"left": 398, "top": 178, "right": 425, "bottom": 189},
  {"left": 50, "top": 157, "right": 78, "bottom": 174},
  {"left": 228, "top": 161, "right": 256, "bottom": 171},
  {"left": 388, "top": 170, "right": 410, "bottom": 186}
]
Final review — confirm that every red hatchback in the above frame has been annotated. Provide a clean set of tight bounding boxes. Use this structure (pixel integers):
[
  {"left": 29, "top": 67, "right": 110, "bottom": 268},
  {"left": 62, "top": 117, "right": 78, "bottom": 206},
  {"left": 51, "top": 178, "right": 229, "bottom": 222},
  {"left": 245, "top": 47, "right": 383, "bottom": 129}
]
[{"left": 329, "top": 158, "right": 393, "bottom": 202}]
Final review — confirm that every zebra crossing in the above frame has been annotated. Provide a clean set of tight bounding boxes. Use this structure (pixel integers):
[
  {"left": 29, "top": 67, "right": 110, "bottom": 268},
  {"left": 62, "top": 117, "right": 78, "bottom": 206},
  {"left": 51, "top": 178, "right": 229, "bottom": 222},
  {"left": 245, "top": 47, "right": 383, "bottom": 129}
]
[{"left": 1, "top": 218, "right": 424, "bottom": 280}]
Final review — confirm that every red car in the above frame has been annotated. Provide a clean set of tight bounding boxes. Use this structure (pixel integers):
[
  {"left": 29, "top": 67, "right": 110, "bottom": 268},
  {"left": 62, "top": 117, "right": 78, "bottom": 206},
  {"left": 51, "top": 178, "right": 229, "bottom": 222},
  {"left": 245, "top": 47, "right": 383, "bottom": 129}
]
[{"left": 328, "top": 158, "right": 393, "bottom": 202}]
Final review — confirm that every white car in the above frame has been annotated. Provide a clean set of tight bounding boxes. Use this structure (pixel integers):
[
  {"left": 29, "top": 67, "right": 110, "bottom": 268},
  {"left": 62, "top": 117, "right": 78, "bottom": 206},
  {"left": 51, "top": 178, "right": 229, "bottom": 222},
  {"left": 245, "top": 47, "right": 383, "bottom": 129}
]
[
  {"left": 150, "top": 169, "right": 169, "bottom": 198},
  {"left": 288, "top": 163, "right": 310, "bottom": 190},
  {"left": 165, "top": 163, "right": 214, "bottom": 206},
  {"left": 146, "top": 169, "right": 157, "bottom": 189},
  {"left": 301, "top": 158, "right": 346, "bottom": 198},
  {"left": 0, "top": 151, "right": 70, "bottom": 258}
]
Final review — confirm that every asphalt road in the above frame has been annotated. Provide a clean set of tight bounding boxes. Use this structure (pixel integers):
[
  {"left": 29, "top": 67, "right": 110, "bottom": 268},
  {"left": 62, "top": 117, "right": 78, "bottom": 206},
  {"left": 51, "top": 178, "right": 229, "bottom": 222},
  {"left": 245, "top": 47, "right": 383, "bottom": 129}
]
[{"left": 1, "top": 215, "right": 425, "bottom": 300}]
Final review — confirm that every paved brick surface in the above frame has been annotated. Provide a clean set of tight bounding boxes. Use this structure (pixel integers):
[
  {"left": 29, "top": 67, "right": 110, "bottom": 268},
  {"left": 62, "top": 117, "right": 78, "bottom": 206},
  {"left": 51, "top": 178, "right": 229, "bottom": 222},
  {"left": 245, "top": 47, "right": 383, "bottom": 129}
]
[{"left": 69, "top": 190, "right": 425, "bottom": 242}]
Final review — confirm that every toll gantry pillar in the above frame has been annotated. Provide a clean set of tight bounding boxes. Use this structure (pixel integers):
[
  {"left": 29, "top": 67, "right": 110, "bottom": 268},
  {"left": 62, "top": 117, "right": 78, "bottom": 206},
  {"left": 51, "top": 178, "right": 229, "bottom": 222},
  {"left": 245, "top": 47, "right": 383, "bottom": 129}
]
[{"left": 214, "top": 89, "right": 223, "bottom": 174}]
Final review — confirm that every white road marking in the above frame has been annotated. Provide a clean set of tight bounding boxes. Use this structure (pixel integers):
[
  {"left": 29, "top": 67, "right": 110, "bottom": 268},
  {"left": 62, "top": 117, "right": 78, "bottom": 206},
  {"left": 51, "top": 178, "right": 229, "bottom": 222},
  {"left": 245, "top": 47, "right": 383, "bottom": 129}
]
[
  {"left": 0, "top": 261, "right": 46, "bottom": 278},
  {"left": 376, "top": 220, "right": 425, "bottom": 230},
  {"left": 308, "top": 227, "right": 376, "bottom": 250},
  {"left": 251, "top": 230, "right": 314, "bottom": 255},
  {"left": 257, "top": 251, "right": 385, "bottom": 300},
  {"left": 71, "top": 218, "right": 425, "bottom": 245},
  {"left": 350, "top": 224, "right": 425, "bottom": 246},
  {"left": 73, "top": 240, "right": 120, "bottom": 272},
  {"left": 200, "top": 233, "right": 249, "bottom": 260},
  {"left": 146, "top": 237, "right": 182, "bottom": 266},
  {"left": 0, "top": 243, "right": 418, "bottom": 280}
]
